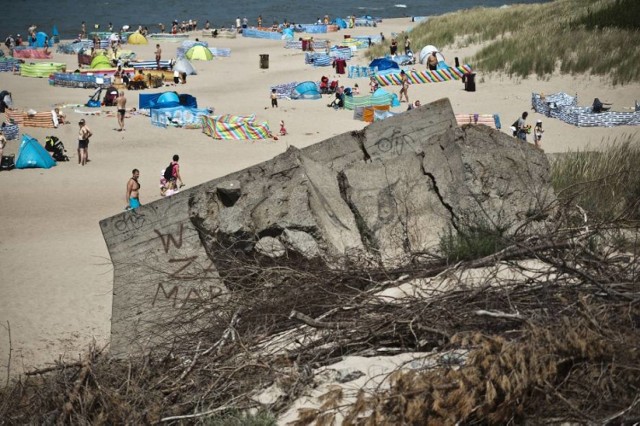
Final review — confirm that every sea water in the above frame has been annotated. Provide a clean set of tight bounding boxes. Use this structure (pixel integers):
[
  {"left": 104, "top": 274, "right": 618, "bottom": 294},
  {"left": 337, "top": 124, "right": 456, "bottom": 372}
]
[{"left": 1, "top": 0, "right": 548, "bottom": 40}]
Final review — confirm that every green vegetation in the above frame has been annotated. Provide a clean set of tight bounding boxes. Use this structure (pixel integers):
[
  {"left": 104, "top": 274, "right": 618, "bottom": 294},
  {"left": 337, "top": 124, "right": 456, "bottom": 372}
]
[
  {"left": 369, "top": 0, "right": 640, "bottom": 85},
  {"left": 439, "top": 220, "right": 511, "bottom": 262},
  {"left": 550, "top": 136, "right": 640, "bottom": 221}
]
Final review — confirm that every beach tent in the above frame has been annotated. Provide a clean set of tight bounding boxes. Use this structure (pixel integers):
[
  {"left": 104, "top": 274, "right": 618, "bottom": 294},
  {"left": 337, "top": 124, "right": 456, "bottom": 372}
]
[
  {"left": 33, "top": 32, "right": 52, "bottom": 48},
  {"left": 335, "top": 18, "right": 348, "bottom": 29},
  {"left": 90, "top": 54, "right": 112, "bottom": 70},
  {"left": 128, "top": 32, "right": 148, "bottom": 45},
  {"left": 16, "top": 134, "right": 56, "bottom": 169},
  {"left": 369, "top": 58, "right": 400, "bottom": 72},
  {"left": 154, "top": 92, "right": 181, "bottom": 108},
  {"left": 373, "top": 87, "right": 400, "bottom": 107},
  {"left": 419, "top": 45, "right": 446, "bottom": 66},
  {"left": 139, "top": 91, "right": 198, "bottom": 109},
  {"left": 290, "top": 81, "right": 321, "bottom": 100},
  {"left": 173, "top": 57, "right": 197, "bottom": 75},
  {"left": 185, "top": 45, "right": 213, "bottom": 61},
  {"left": 282, "top": 28, "right": 295, "bottom": 40}
]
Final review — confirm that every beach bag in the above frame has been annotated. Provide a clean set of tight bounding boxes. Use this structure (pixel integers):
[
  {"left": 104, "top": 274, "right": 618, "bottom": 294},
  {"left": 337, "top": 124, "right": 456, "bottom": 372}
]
[
  {"left": 1, "top": 154, "right": 15, "bottom": 171},
  {"left": 163, "top": 163, "right": 175, "bottom": 181},
  {"left": 511, "top": 119, "right": 519, "bottom": 136}
]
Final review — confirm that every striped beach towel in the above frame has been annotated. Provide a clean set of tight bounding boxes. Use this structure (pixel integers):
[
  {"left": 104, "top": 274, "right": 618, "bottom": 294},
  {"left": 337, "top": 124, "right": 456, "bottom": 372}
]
[
  {"left": 202, "top": 115, "right": 271, "bottom": 140},
  {"left": 375, "top": 65, "right": 472, "bottom": 86}
]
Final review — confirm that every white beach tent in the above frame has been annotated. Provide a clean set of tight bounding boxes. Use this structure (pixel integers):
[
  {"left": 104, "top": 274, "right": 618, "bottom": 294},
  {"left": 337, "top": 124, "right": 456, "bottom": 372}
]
[
  {"left": 173, "top": 57, "right": 197, "bottom": 75},
  {"left": 419, "top": 45, "right": 446, "bottom": 65}
]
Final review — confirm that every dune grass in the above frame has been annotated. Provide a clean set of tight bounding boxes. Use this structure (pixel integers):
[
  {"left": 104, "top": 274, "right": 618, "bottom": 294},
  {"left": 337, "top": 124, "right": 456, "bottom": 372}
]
[
  {"left": 550, "top": 135, "right": 640, "bottom": 221},
  {"left": 369, "top": 0, "right": 640, "bottom": 85}
]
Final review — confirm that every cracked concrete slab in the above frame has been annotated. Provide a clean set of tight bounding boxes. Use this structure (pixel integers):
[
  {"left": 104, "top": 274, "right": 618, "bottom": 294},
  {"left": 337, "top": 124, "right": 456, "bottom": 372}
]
[{"left": 100, "top": 98, "right": 554, "bottom": 356}]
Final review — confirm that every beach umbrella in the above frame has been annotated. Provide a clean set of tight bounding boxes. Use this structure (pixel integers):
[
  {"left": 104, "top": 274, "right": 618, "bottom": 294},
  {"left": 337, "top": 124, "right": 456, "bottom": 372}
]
[
  {"left": 174, "top": 57, "right": 197, "bottom": 75},
  {"left": 90, "top": 54, "right": 112, "bottom": 70},
  {"left": 419, "top": 45, "right": 445, "bottom": 65},
  {"left": 128, "top": 32, "right": 148, "bottom": 45},
  {"left": 185, "top": 45, "right": 213, "bottom": 61}
]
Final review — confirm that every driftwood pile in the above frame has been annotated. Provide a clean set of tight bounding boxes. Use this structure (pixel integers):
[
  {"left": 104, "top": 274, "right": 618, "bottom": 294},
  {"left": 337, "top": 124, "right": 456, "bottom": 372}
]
[{"left": 1, "top": 217, "right": 639, "bottom": 424}]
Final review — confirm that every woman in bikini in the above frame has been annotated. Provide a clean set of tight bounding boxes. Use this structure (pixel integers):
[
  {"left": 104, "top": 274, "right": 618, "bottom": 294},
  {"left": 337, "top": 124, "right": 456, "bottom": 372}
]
[{"left": 126, "top": 169, "right": 141, "bottom": 210}]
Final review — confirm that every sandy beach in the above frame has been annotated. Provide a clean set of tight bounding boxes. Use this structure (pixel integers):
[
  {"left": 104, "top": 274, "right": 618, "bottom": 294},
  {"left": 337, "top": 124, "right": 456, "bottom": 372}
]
[{"left": 0, "top": 17, "right": 638, "bottom": 379}]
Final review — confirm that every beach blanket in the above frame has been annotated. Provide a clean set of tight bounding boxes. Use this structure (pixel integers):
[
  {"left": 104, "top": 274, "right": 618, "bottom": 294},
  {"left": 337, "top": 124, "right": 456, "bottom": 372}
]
[
  {"left": 375, "top": 65, "right": 473, "bottom": 86},
  {"left": 305, "top": 52, "right": 331, "bottom": 66},
  {"left": 148, "top": 33, "right": 189, "bottom": 42},
  {"left": 270, "top": 82, "right": 298, "bottom": 99},
  {"left": 284, "top": 40, "right": 330, "bottom": 50},
  {"left": 57, "top": 40, "right": 93, "bottom": 54},
  {"left": 329, "top": 46, "right": 353, "bottom": 59},
  {"left": 348, "top": 65, "right": 376, "bottom": 78},
  {"left": 6, "top": 110, "right": 55, "bottom": 128},
  {"left": 73, "top": 108, "right": 103, "bottom": 115},
  {"left": 49, "top": 73, "right": 112, "bottom": 89},
  {"left": 532, "top": 92, "right": 640, "bottom": 127},
  {"left": 455, "top": 114, "right": 501, "bottom": 129},
  {"left": 202, "top": 114, "right": 271, "bottom": 140},
  {"left": 12, "top": 48, "right": 52, "bottom": 59},
  {"left": 344, "top": 91, "right": 398, "bottom": 110},
  {"left": 1, "top": 123, "right": 19, "bottom": 140},
  {"left": 242, "top": 28, "right": 283, "bottom": 40},
  {"left": 151, "top": 106, "right": 210, "bottom": 128},
  {"left": 132, "top": 60, "right": 173, "bottom": 70},
  {"left": 20, "top": 62, "right": 66, "bottom": 78},
  {"left": 0, "top": 58, "right": 21, "bottom": 72}
]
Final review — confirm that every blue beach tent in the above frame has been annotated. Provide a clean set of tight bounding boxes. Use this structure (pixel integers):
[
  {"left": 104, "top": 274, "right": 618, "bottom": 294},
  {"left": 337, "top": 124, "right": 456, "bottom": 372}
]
[
  {"left": 290, "top": 81, "right": 321, "bottom": 100},
  {"left": 369, "top": 58, "right": 400, "bottom": 72},
  {"left": 16, "top": 134, "right": 56, "bottom": 169},
  {"left": 34, "top": 32, "right": 53, "bottom": 48},
  {"left": 334, "top": 18, "right": 348, "bottom": 29}
]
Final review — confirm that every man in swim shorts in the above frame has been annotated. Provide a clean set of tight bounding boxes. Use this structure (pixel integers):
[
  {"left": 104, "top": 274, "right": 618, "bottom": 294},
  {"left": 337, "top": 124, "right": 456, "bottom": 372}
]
[
  {"left": 126, "top": 168, "right": 141, "bottom": 210},
  {"left": 77, "top": 119, "right": 92, "bottom": 166},
  {"left": 155, "top": 44, "right": 162, "bottom": 69},
  {"left": 116, "top": 91, "right": 127, "bottom": 131}
]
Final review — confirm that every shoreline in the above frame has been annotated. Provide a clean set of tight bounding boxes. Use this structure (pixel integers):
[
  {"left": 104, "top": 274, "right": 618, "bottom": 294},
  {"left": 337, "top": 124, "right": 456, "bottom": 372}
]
[{"left": 1, "top": 16, "right": 639, "bottom": 380}]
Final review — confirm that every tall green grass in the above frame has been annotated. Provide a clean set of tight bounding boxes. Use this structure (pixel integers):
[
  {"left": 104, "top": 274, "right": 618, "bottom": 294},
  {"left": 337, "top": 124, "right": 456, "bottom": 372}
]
[
  {"left": 369, "top": 0, "right": 640, "bottom": 85},
  {"left": 550, "top": 136, "right": 640, "bottom": 221}
]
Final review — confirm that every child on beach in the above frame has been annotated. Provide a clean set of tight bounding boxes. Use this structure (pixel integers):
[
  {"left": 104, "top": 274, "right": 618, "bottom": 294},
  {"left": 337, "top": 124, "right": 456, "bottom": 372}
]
[
  {"left": 279, "top": 120, "right": 287, "bottom": 136},
  {"left": 369, "top": 76, "right": 378, "bottom": 93},
  {"left": 271, "top": 89, "right": 278, "bottom": 108},
  {"left": 533, "top": 120, "right": 544, "bottom": 148}
]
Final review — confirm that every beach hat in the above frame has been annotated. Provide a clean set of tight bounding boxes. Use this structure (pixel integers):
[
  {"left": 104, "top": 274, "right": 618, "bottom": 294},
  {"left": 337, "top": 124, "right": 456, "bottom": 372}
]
[
  {"left": 79, "top": 119, "right": 85, "bottom": 124},
  {"left": 536, "top": 119, "right": 542, "bottom": 123}
]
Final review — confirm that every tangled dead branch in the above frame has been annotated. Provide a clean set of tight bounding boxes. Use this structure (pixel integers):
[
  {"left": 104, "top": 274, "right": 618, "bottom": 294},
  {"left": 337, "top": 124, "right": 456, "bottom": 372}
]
[{"left": 1, "top": 219, "right": 639, "bottom": 424}]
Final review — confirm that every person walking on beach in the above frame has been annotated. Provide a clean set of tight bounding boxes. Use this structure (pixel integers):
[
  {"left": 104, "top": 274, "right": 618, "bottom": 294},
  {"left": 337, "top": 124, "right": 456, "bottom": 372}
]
[
  {"left": 514, "top": 111, "right": 530, "bottom": 142},
  {"left": 533, "top": 119, "right": 544, "bottom": 148},
  {"left": 399, "top": 70, "right": 410, "bottom": 103},
  {"left": 77, "top": 119, "right": 92, "bottom": 166},
  {"left": 155, "top": 44, "right": 162, "bottom": 69},
  {"left": 126, "top": 169, "right": 141, "bottom": 210},
  {"left": 390, "top": 38, "right": 398, "bottom": 56},
  {"left": 116, "top": 91, "right": 127, "bottom": 131},
  {"left": 0, "top": 132, "right": 6, "bottom": 160},
  {"left": 427, "top": 51, "right": 439, "bottom": 71},
  {"left": 404, "top": 35, "right": 411, "bottom": 55},
  {"left": 165, "top": 155, "right": 184, "bottom": 188},
  {"left": 271, "top": 89, "right": 278, "bottom": 108}
]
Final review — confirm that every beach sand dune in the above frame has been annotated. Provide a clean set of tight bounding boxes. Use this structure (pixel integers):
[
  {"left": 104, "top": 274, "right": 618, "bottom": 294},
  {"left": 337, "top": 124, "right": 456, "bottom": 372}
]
[{"left": 0, "top": 18, "right": 638, "bottom": 379}]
